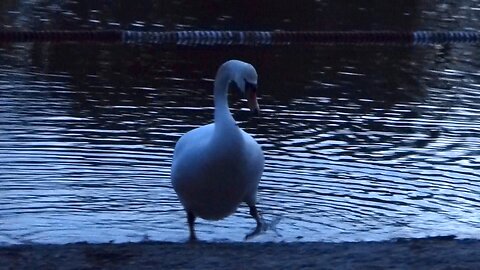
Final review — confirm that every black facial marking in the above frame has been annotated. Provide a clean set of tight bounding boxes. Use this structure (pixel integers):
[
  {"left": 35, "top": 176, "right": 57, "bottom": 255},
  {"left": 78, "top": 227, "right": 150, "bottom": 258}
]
[{"left": 245, "top": 79, "right": 257, "bottom": 93}]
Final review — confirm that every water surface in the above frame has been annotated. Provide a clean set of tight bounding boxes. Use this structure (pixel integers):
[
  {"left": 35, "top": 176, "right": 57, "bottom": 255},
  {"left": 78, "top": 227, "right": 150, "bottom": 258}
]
[{"left": 1, "top": 1, "right": 480, "bottom": 244}]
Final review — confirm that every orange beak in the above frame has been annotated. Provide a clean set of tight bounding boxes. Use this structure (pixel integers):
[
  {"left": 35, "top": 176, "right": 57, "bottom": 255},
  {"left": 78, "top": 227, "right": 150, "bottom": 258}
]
[{"left": 247, "top": 88, "right": 260, "bottom": 115}]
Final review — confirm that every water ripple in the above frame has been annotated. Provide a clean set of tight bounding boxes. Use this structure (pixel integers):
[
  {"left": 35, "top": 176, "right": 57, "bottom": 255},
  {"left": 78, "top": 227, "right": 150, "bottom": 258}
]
[{"left": 2, "top": 11, "right": 480, "bottom": 243}]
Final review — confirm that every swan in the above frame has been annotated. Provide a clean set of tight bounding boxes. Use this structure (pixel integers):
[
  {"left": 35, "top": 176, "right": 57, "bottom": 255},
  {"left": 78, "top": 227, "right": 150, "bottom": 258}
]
[{"left": 171, "top": 60, "right": 265, "bottom": 241}]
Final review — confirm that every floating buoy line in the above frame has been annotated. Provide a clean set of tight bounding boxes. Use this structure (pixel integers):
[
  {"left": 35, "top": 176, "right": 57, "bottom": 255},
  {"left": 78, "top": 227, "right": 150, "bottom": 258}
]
[{"left": 0, "top": 30, "right": 479, "bottom": 46}]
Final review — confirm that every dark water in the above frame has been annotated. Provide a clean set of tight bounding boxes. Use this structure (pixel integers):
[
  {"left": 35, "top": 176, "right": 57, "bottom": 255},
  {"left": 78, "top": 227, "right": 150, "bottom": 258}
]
[{"left": 1, "top": 1, "right": 480, "bottom": 244}]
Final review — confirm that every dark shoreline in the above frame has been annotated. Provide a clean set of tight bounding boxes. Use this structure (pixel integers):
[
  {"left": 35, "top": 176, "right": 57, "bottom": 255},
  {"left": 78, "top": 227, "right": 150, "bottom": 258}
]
[{"left": 1, "top": 237, "right": 479, "bottom": 269}]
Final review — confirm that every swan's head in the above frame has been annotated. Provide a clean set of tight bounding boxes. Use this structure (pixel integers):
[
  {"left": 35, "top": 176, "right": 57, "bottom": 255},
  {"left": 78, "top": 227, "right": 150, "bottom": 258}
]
[{"left": 223, "top": 60, "right": 260, "bottom": 115}]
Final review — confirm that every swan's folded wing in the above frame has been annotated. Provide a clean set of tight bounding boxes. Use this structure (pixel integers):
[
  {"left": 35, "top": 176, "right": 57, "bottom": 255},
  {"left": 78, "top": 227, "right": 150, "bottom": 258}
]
[{"left": 172, "top": 123, "right": 214, "bottom": 160}]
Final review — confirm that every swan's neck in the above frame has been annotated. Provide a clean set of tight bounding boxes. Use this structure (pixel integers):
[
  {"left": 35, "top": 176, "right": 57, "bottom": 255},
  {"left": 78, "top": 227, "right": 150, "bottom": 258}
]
[
  {"left": 211, "top": 62, "right": 246, "bottom": 150},
  {"left": 213, "top": 73, "right": 236, "bottom": 127}
]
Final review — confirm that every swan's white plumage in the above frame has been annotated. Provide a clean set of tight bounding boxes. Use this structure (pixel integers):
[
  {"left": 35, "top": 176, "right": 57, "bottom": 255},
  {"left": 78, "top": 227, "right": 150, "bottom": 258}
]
[{"left": 171, "top": 60, "right": 264, "bottom": 223}]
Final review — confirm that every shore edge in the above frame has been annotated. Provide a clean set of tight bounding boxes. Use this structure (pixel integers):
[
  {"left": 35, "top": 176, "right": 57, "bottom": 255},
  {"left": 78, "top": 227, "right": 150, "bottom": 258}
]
[{"left": 1, "top": 237, "right": 479, "bottom": 269}]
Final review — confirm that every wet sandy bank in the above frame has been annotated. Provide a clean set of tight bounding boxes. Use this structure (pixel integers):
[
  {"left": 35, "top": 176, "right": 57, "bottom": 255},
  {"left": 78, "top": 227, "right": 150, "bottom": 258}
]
[{"left": 1, "top": 237, "right": 479, "bottom": 269}]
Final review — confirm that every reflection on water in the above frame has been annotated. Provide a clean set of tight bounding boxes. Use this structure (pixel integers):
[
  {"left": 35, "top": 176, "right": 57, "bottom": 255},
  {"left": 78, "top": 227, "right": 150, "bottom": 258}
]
[{"left": 1, "top": 1, "right": 480, "bottom": 244}]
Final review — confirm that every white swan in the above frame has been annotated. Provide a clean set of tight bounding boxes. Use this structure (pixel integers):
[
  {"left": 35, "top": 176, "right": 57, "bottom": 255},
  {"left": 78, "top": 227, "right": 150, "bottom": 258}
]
[{"left": 171, "top": 60, "right": 265, "bottom": 241}]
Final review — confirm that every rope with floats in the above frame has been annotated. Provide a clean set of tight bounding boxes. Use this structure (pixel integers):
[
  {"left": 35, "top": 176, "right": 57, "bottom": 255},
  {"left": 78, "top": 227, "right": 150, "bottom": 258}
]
[{"left": 0, "top": 30, "right": 479, "bottom": 45}]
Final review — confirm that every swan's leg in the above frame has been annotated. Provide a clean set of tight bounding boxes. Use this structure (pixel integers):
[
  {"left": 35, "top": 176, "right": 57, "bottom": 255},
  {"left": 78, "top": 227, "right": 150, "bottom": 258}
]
[
  {"left": 187, "top": 211, "right": 197, "bottom": 241},
  {"left": 245, "top": 204, "right": 264, "bottom": 240}
]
